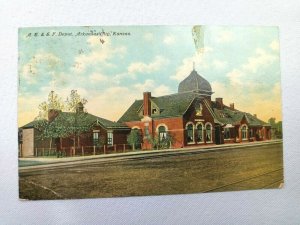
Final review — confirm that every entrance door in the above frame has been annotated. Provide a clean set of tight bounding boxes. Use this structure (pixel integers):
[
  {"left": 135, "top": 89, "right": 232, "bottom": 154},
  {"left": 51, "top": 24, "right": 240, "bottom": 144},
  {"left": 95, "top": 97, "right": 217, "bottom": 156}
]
[{"left": 215, "top": 126, "right": 221, "bottom": 145}]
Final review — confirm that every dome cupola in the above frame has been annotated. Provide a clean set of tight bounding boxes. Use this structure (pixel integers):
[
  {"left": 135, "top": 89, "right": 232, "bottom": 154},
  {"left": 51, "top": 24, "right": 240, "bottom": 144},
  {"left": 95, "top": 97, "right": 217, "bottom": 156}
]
[{"left": 178, "top": 67, "right": 212, "bottom": 95}]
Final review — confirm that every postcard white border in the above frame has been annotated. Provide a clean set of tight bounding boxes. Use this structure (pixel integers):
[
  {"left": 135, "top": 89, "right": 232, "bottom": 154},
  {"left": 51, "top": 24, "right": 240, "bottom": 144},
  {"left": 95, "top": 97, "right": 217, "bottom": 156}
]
[{"left": 1, "top": 0, "right": 300, "bottom": 224}]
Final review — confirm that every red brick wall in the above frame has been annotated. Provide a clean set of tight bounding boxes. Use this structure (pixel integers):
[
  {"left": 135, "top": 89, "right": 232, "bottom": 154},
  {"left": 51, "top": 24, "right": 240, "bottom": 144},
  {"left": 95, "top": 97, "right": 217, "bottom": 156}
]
[
  {"left": 123, "top": 98, "right": 217, "bottom": 149},
  {"left": 59, "top": 125, "right": 130, "bottom": 150},
  {"left": 183, "top": 99, "right": 215, "bottom": 145},
  {"left": 124, "top": 118, "right": 185, "bottom": 149},
  {"left": 153, "top": 117, "right": 184, "bottom": 148}
]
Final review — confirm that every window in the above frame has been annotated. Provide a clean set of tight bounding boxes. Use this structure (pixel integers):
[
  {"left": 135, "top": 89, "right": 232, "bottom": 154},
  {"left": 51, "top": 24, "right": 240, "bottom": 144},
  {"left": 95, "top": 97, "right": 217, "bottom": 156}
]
[
  {"left": 158, "top": 126, "right": 166, "bottom": 141},
  {"left": 224, "top": 128, "right": 230, "bottom": 139},
  {"left": 196, "top": 124, "right": 203, "bottom": 142},
  {"left": 93, "top": 130, "right": 100, "bottom": 145},
  {"left": 206, "top": 124, "right": 212, "bottom": 142},
  {"left": 241, "top": 125, "right": 247, "bottom": 140},
  {"left": 152, "top": 108, "right": 157, "bottom": 114},
  {"left": 187, "top": 124, "right": 194, "bottom": 143},
  {"left": 107, "top": 131, "right": 113, "bottom": 145}
]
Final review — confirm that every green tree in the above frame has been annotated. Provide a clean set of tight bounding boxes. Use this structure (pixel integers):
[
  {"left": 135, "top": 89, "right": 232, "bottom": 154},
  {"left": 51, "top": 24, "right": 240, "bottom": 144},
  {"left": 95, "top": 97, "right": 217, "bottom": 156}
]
[
  {"left": 268, "top": 117, "right": 276, "bottom": 127},
  {"left": 148, "top": 135, "right": 160, "bottom": 150},
  {"left": 127, "top": 129, "right": 142, "bottom": 150},
  {"left": 34, "top": 91, "right": 65, "bottom": 149},
  {"left": 148, "top": 132, "right": 173, "bottom": 150},
  {"left": 159, "top": 132, "right": 173, "bottom": 149},
  {"left": 268, "top": 117, "right": 283, "bottom": 139},
  {"left": 65, "top": 90, "right": 92, "bottom": 149}
]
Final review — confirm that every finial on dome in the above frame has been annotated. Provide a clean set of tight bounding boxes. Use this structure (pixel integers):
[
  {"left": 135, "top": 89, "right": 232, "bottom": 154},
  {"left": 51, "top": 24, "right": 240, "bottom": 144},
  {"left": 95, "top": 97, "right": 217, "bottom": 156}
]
[
  {"left": 178, "top": 69, "right": 213, "bottom": 95},
  {"left": 193, "top": 61, "right": 195, "bottom": 71}
]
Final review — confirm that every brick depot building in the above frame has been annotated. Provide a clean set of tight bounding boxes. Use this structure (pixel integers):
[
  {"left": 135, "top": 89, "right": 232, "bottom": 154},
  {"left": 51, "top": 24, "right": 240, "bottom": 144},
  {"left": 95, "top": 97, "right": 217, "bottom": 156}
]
[
  {"left": 19, "top": 69, "right": 272, "bottom": 157},
  {"left": 118, "top": 69, "right": 271, "bottom": 149},
  {"left": 19, "top": 109, "right": 130, "bottom": 157}
]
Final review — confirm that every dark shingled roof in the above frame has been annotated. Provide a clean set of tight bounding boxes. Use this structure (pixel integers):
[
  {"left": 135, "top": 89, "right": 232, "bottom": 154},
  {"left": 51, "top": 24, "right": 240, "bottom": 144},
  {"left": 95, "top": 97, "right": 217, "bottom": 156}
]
[
  {"left": 21, "top": 120, "right": 42, "bottom": 129},
  {"left": 21, "top": 112, "right": 129, "bottom": 130},
  {"left": 118, "top": 92, "right": 268, "bottom": 127},
  {"left": 118, "top": 100, "right": 143, "bottom": 122},
  {"left": 118, "top": 92, "right": 200, "bottom": 122},
  {"left": 211, "top": 102, "right": 269, "bottom": 127}
]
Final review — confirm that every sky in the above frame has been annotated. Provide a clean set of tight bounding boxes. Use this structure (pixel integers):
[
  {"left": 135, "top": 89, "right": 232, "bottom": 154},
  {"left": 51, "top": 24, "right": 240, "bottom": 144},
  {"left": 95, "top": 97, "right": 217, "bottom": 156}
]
[{"left": 18, "top": 25, "right": 282, "bottom": 127}]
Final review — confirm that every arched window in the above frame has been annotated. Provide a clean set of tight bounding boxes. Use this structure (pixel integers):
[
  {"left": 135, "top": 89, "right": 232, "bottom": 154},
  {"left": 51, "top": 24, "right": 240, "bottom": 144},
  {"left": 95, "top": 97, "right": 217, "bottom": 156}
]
[
  {"left": 224, "top": 128, "right": 230, "bottom": 139},
  {"left": 158, "top": 126, "right": 167, "bottom": 141},
  {"left": 186, "top": 123, "right": 194, "bottom": 143},
  {"left": 206, "top": 123, "right": 212, "bottom": 143},
  {"left": 241, "top": 125, "right": 248, "bottom": 140},
  {"left": 196, "top": 123, "right": 203, "bottom": 142}
]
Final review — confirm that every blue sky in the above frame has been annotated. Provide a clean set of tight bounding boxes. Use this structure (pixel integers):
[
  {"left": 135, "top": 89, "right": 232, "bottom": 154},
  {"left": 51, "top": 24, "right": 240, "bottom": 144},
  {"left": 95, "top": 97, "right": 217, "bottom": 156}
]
[{"left": 18, "top": 25, "right": 281, "bottom": 126}]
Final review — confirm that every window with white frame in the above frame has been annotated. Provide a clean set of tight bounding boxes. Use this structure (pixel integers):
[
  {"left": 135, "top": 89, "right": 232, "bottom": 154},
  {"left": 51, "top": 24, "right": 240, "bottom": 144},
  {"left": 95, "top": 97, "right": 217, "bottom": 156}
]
[
  {"left": 187, "top": 123, "right": 194, "bottom": 143},
  {"left": 93, "top": 130, "right": 100, "bottom": 145},
  {"left": 158, "top": 126, "right": 167, "bottom": 141},
  {"left": 196, "top": 123, "right": 203, "bottom": 142},
  {"left": 107, "top": 131, "right": 113, "bottom": 145},
  {"left": 206, "top": 124, "right": 212, "bottom": 142},
  {"left": 241, "top": 125, "right": 247, "bottom": 140}
]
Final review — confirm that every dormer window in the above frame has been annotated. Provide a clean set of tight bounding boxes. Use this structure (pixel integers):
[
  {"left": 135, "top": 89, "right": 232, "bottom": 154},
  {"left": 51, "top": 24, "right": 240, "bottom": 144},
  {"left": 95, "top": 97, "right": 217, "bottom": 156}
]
[{"left": 151, "top": 104, "right": 160, "bottom": 115}]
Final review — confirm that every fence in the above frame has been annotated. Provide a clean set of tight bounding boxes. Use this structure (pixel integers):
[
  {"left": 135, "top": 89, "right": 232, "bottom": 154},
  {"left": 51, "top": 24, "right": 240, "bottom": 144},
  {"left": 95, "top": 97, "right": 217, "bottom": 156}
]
[
  {"left": 35, "top": 148, "right": 58, "bottom": 157},
  {"left": 34, "top": 144, "right": 141, "bottom": 157}
]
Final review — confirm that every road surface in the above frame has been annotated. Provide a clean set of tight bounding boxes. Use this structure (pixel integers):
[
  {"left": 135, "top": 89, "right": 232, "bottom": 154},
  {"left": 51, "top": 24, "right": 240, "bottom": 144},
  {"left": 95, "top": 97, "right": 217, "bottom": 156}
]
[{"left": 19, "top": 142, "right": 284, "bottom": 200}]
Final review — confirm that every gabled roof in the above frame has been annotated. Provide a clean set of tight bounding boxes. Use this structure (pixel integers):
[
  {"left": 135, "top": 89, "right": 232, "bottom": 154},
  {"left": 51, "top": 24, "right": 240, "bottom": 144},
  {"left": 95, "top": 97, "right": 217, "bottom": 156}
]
[
  {"left": 21, "top": 120, "right": 43, "bottom": 129},
  {"left": 118, "top": 91, "right": 269, "bottom": 128},
  {"left": 118, "top": 92, "right": 199, "bottom": 122},
  {"left": 21, "top": 112, "right": 129, "bottom": 130},
  {"left": 211, "top": 102, "right": 269, "bottom": 127}
]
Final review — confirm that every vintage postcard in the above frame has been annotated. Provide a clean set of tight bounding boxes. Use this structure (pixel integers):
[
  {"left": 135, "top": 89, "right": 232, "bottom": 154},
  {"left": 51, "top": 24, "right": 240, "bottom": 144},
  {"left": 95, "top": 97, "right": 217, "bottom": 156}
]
[{"left": 18, "top": 25, "right": 283, "bottom": 200}]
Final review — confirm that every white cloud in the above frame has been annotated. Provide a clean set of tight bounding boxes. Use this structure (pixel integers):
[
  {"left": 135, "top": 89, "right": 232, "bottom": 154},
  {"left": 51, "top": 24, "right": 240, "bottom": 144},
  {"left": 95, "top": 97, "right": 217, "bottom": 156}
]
[
  {"left": 90, "top": 72, "right": 108, "bottom": 82},
  {"left": 241, "top": 48, "right": 277, "bottom": 73},
  {"left": 153, "top": 85, "right": 172, "bottom": 96},
  {"left": 212, "top": 59, "right": 227, "bottom": 70},
  {"left": 211, "top": 80, "right": 282, "bottom": 121},
  {"left": 86, "top": 80, "right": 173, "bottom": 122},
  {"left": 163, "top": 35, "right": 176, "bottom": 45},
  {"left": 171, "top": 52, "right": 210, "bottom": 81},
  {"left": 127, "top": 56, "right": 169, "bottom": 75},
  {"left": 226, "top": 69, "right": 243, "bottom": 86},
  {"left": 72, "top": 36, "right": 127, "bottom": 74},
  {"left": 133, "top": 79, "right": 155, "bottom": 92},
  {"left": 213, "top": 45, "right": 281, "bottom": 121}
]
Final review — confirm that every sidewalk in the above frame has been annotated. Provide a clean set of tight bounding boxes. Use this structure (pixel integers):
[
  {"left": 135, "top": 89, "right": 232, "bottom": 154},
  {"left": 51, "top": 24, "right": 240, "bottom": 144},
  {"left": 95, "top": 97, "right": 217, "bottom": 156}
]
[{"left": 19, "top": 140, "right": 283, "bottom": 169}]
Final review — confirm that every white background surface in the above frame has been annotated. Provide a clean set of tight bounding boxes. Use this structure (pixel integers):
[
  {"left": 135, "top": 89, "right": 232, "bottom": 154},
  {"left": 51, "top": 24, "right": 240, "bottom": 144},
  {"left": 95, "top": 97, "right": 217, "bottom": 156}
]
[{"left": 0, "top": 0, "right": 300, "bottom": 224}]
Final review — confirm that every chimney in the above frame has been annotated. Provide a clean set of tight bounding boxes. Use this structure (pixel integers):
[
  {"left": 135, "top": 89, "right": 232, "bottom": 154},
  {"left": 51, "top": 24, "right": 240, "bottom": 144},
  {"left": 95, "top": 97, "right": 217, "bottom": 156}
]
[
  {"left": 48, "top": 109, "right": 60, "bottom": 122},
  {"left": 230, "top": 103, "right": 235, "bottom": 110},
  {"left": 143, "top": 92, "right": 151, "bottom": 116},
  {"left": 76, "top": 102, "right": 84, "bottom": 113},
  {"left": 215, "top": 98, "right": 223, "bottom": 109},
  {"left": 253, "top": 114, "right": 257, "bottom": 118}
]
